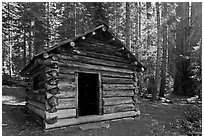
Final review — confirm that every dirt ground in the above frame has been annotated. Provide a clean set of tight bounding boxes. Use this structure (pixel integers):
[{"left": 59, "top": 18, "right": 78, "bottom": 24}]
[{"left": 1, "top": 86, "right": 197, "bottom": 136}]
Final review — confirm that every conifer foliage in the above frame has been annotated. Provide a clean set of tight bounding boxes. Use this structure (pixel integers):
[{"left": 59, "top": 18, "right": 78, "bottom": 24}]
[{"left": 2, "top": 2, "right": 202, "bottom": 97}]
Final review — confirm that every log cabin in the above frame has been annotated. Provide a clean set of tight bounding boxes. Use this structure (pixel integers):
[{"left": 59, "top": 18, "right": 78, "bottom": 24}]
[{"left": 20, "top": 24, "right": 146, "bottom": 130}]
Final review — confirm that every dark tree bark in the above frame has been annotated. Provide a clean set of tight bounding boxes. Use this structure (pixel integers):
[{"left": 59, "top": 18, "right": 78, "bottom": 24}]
[
  {"left": 134, "top": 2, "right": 138, "bottom": 57},
  {"left": 126, "top": 2, "right": 131, "bottom": 50},
  {"left": 173, "top": 3, "right": 192, "bottom": 96},
  {"left": 159, "top": 3, "right": 167, "bottom": 97},
  {"left": 149, "top": 76, "right": 156, "bottom": 102},
  {"left": 23, "top": 29, "right": 27, "bottom": 67},
  {"left": 138, "top": 2, "right": 141, "bottom": 39},
  {"left": 155, "top": 2, "right": 161, "bottom": 96},
  {"left": 28, "top": 21, "right": 33, "bottom": 61},
  {"left": 146, "top": 2, "right": 151, "bottom": 49},
  {"left": 46, "top": 2, "right": 50, "bottom": 49},
  {"left": 7, "top": 3, "right": 12, "bottom": 76}
]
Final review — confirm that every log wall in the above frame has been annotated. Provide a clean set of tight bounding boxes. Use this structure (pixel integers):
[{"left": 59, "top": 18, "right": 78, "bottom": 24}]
[
  {"left": 25, "top": 39, "right": 140, "bottom": 130},
  {"left": 56, "top": 40, "right": 139, "bottom": 117}
]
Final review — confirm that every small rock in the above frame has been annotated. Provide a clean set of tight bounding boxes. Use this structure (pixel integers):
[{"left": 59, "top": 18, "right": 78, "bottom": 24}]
[{"left": 187, "top": 96, "right": 198, "bottom": 104}]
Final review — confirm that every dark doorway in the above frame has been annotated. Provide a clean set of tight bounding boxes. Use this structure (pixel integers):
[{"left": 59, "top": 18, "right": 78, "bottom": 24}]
[{"left": 78, "top": 72, "right": 99, "bottom": 116}]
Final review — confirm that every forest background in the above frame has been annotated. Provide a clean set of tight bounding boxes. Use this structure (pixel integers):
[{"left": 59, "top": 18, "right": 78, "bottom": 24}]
[{"left": 2, "top": 2, "right": 202, "bottom": 98}]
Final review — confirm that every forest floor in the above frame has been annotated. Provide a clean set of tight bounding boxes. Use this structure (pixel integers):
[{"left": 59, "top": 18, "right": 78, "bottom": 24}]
[{"left": 2, "top": 86, "right": 201, "bottom": 136}]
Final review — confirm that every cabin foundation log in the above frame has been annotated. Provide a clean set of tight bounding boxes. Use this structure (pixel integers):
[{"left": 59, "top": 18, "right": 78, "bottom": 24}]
[{"left": 45, "top": 111, "right": 140, "bottom": 129}]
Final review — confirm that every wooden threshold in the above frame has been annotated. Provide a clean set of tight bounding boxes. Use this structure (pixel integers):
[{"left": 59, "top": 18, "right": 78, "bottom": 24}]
[{"left": 45, "top": 110, "right": 140, "bottom": 130}]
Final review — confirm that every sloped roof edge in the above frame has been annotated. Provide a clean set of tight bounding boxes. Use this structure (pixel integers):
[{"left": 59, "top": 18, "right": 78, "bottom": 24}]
[{"left": 21, "top": 24, "right": 146, "bottom": 76}]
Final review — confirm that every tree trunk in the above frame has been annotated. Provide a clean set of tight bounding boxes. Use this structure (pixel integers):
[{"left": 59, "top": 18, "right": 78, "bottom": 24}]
[
  {"left": 167, "top": 23, "right": 176, "bottom": 78},
  {"left": 159, "top": 3, "right": 167, "bottom": 97},
  {"left": 23, "top": 29, "right": 27, "bottom": 67},
  {"left": 138, "top": 2, "right": 141, "bottom": 39},
  {"left": 155, "top": 2, "right": 161, "bottom": 95},
  {"left": 28, "top": 21, "right": 33, "bottom": 61},
  {"left": 114, "top": 2, "right": 118, "bottom": 34},
  {"left": 74, "top": 2, "right": 77, "bottom": 36},
  {"left": 126, "top": 2, "right": 131, "bottom": 50},
  {"left": 173, "top": 3, "right": 192, "bottom": 96},
  {"left": 46, "top": 2, "right": 50, "bottom": 49},
  {"left": 149, "top": 76, "right": 156, "bottom": 102},
  {"left": 7, "top": 3, "right": 12, "bottom": 76},
  {"left": 146, "top": 2, "right": 151, "bottom": 49},
  {"left": 134, "top": 2, "right": 138, "bottom": 57}
]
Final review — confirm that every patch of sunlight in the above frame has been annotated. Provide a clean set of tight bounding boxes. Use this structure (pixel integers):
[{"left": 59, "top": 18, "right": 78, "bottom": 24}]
[
  {"left": 3, "top": 101, "right": 26, "bottom": 106},
  {"left": 2, "top": 95, "right": 26, "bottom": 105},
  {"left": 2, "top": 124, "right": 8, "bottom": 127},
  {"left": 2, "top": 95, "right": 16, "bottom": 102},
  {"left": 161, "top": 103, "right": 169, "bottom": 106}
]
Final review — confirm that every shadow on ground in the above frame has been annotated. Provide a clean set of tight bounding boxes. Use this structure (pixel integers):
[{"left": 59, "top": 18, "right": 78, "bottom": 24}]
[{"left": 2, "top": 86, "right": 193, "bottom": 136}]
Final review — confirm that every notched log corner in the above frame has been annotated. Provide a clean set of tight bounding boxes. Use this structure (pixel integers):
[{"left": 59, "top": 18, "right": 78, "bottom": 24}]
[
  {"left": 48, "top": 96, "right": 58, "bottom": 107},
  {"left": 45, "top": 116, "right": 58, "bottom": 124}
]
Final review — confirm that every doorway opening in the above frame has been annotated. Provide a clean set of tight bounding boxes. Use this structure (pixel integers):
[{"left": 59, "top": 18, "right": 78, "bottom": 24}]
[{"left": 78, "top": 72, "right": 99, "bottom": 116}]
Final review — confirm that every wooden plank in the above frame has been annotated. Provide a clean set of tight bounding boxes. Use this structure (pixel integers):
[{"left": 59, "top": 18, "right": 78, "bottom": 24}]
[
  {"left": 59, "top": 66, "right": 133, "bottom": 78},
  {"left": 58, "top": 81, "right": 76, "bottom": 92},
  {"left": 103, "top": 104, "right": 135, "bottom": 114},
  {"left": 27, "top": 103, "right": 75, "bottom": 120},
  {"left": 103, "top": 97, "right": 134, "bottom": 106},
  {"left": 27, "top": 100, "right": 46, "bottom": 110},
  {"left": 57, "top": 98, "right": 75, "bottom": 109},
  {"left": 46, "top": 109, "right": 76, "bottom": 119},
  {"left": 35, "top": 58, "right": 59, "bottom": 66},
  {"left": 45, "top": 111, "right": 140, "bottom": 129},
  {"left": 102, "top": 72, "right": 133, "bottom": 79},
  {"left": 59, "top": 66, "right": 133, "bottom": 79},
  {"left": 98, "top": 73, "right": 102, "bottom": 115},
  {"left": 27, "top": 103, "right": 45, "bottom": 119},
  {"left": 58, "top": 60, "right": 134, "bottom": 74},
  {"left": 75, "top": 73, "right": 79, "bottom": 117},
  {"left": 83, "top": 39, "right": 118, "bottom": 50},
  {"left": 103, "top": 90, "right": 134, "bottom": 97},
  {"left": 77, "top": 42, "right": 125, "bottom": 58},
  {"left": 55, "top": 91, "right": 76, "bottom": 99},
  {"left": 27, "top": 94, "right": 46, "bottom": 103},
  {"left": 58, "top": 74, "right": 75, "bottom": 82},
  {"left": 71, "top": 49, "right": 131, "bottom": 64},
  {"left": 102, "top": 84, "right": 135, "bottom": 91},
  {"left": 56, "top": 54, "right": 132, "bottom": 70},
  {"left": 58, "top": 67, "right": 75, "bottom": 75},
  {"left": 102, "top": 77, "right": 133, "bottom": 84}
]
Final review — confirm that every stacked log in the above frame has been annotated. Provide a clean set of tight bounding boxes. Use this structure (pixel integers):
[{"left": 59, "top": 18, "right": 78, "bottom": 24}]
[
  {"left": 26, "top": 53, "right": 60, "bottom": 126},
  {"left": 132, "top": 73, "right": 140, "bottom": 113},
  {"left": 101, "top": 73, "right": 136, "bottom": 115}
]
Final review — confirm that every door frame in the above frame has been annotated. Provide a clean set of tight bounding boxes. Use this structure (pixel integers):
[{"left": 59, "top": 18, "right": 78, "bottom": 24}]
[{"left": 75, "top": 71, "right": 102, "bottom": 118}]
